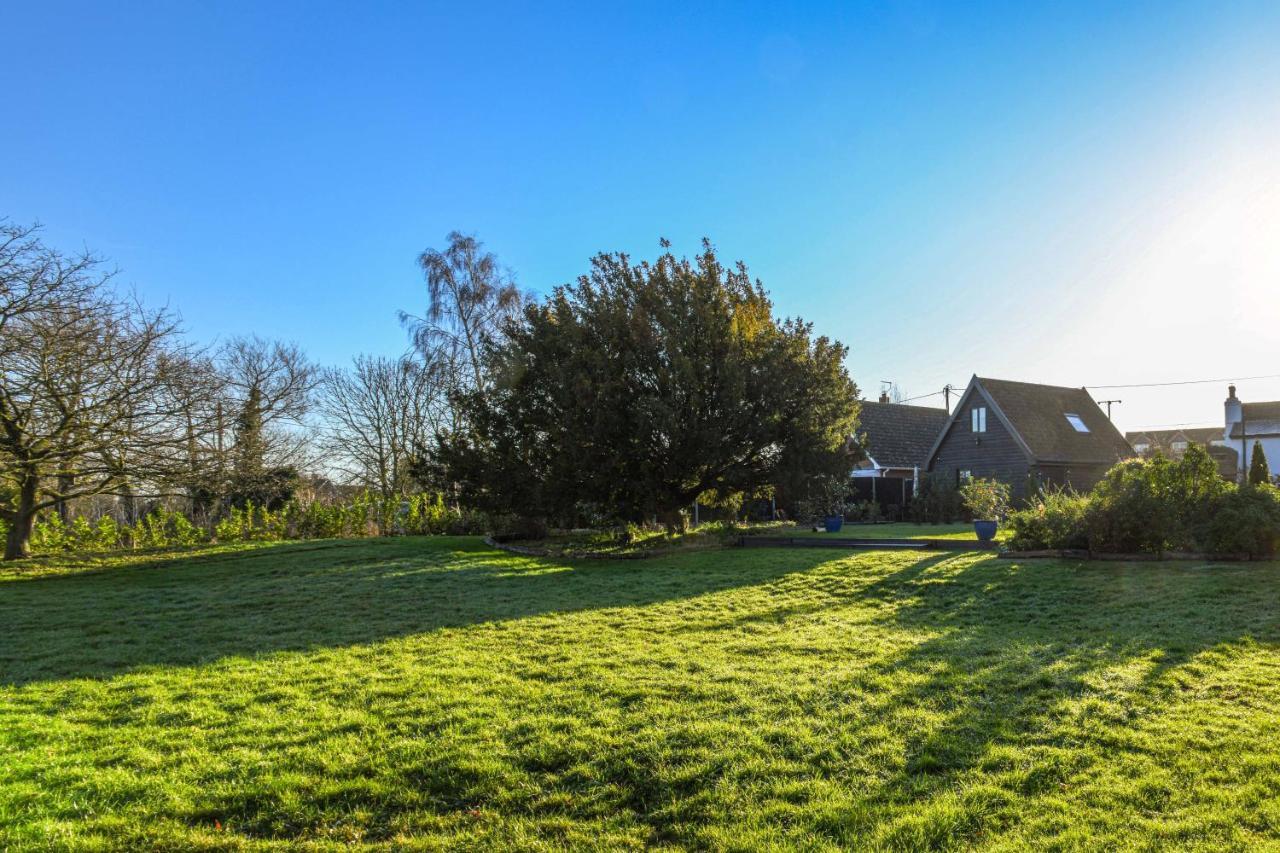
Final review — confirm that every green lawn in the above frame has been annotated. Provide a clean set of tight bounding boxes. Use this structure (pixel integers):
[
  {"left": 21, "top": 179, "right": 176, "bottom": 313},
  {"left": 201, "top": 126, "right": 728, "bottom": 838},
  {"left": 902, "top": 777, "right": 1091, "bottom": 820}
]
[{"left": 3, "top": 538, "right": 1279, "bottom": 849}]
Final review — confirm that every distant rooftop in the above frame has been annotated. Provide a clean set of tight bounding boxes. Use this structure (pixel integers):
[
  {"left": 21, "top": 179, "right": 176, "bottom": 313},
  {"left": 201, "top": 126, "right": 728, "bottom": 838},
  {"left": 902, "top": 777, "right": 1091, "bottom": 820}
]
[{"left": 857, "top": 401, "right": 949, "bottom": 469}]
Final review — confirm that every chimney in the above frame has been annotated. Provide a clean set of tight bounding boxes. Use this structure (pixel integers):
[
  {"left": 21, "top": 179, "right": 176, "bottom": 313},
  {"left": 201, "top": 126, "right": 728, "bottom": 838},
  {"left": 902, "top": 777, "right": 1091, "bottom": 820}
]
[
  {"left": 878, "top": 391, "right": 890, "bottom": 404},
  {"left": 1225, "top": 384, "right": 1242, "bottom": 428},
  {"left": 1225, "top": 384, "right": 1244, "bottom": 482}
]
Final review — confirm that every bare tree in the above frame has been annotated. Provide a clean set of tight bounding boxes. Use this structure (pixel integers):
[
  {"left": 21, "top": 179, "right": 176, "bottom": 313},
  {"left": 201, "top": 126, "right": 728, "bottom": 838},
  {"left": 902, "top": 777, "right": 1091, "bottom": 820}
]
[
  {"left": 162, "top": 350, "right": 230, "bottom": 520},
  {"left": 400, "top": 232, "right": 527, "bottom": 394},
  {"left": 0, "top": 224, "right": 197, "bottom": 558},
  {"left": 319, "top": 354, "right": 446, "bottom": 497},
  {"left": 216, "top": 335, "right": 319, "bottom": 477}
]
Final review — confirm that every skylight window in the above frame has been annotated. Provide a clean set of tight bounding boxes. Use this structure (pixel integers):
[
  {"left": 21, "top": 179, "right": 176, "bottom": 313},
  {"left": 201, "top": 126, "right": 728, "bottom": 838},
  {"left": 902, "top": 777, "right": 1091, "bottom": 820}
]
[{"left": 1065, "top": 413, "right": 1090, "bottom": 433}]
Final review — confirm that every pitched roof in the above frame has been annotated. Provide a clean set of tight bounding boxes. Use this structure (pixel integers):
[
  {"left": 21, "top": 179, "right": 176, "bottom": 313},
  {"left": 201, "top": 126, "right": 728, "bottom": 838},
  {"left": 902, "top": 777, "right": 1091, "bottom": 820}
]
[
  {"left": 1231, "top": 400, "right": 1280, "bottom": 437},
  {"left": 1125, "top": 427, "right": 1223, "bottom": 446},
  {"left": 1244, "top": 401, "right": 1280, "bottom": 420},
  {"left": 963, "top": 377, "right": 1133, "bottom": 465},
  {"left": 856, "top": 402, "right": 949, "bottom": 469}
]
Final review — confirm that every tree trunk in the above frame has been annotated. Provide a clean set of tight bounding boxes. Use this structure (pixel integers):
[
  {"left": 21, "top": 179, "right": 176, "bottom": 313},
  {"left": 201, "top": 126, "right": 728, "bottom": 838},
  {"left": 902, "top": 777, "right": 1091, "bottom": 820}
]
[
  {"left": 4, "top": 475, "right": 39, "bottom": 561},
  {"left": 56, "top": 473, "right": 75, "bottom": 523},
  {"left": 119, "top": 482, "right": 139, "bottom": 525}
]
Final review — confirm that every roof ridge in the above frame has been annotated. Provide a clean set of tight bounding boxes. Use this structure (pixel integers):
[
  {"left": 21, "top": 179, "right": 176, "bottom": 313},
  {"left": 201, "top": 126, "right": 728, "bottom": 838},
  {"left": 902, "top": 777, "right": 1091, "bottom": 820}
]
[{"left": 976, "top": 376, "right": 1088, "bottom": 393}]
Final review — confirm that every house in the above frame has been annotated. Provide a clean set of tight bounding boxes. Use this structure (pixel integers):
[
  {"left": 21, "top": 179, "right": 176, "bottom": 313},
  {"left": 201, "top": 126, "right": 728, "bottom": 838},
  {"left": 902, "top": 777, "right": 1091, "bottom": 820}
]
[
  {"left": 1125, "top": 427, "right": 1226, "bottom": 457},
  {"left": 924, "top": 376, "right": 1133, "bottom": 500},
  {"left": 1224, "top": 385, "right": 1280, "bottom": 482},
  {"left": 1124, "top": 425, "right": 1238, "bottom": 479},
  {"left": 851, "top": 400, "right": 950, "bottom": 506}
]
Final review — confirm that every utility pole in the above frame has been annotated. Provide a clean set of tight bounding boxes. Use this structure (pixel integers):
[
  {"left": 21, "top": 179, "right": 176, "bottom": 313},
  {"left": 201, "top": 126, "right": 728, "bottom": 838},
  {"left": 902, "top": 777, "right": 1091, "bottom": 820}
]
[
  {"left": 943, "top": 383, "right": 955, "bottom": 414},
  {"left": 1098, "top": 399, "right": 1121, "bottom": 420}
]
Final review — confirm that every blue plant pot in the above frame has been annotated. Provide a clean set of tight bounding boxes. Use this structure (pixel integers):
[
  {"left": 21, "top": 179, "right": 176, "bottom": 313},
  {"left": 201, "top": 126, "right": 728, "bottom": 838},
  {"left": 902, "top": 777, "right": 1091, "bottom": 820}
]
[
  {"left": 824, "top": 515, "right": 844, "bottom": 533},
  {"left": 973, "top": 520, "right": 998, "bottom": 542}
]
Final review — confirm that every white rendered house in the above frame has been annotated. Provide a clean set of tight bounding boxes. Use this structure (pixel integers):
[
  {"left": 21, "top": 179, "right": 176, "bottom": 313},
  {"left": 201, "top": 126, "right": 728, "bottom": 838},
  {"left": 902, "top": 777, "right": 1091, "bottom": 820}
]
[{"left": 1224, "top": 384, "right": 1280, "bottom": 482}]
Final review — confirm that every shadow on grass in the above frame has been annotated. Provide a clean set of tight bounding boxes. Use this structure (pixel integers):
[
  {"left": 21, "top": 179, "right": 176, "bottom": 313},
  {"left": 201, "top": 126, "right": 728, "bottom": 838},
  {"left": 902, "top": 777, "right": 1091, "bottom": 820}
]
[
  {"left": 844, "top": 554, "right": 1280, "bottom": 823},
  {"left": 6, "top": 540, "right": 1280, "bottom": 847},
  {"left": 0, "top": 537, "right": 841, "bottom": 687}
]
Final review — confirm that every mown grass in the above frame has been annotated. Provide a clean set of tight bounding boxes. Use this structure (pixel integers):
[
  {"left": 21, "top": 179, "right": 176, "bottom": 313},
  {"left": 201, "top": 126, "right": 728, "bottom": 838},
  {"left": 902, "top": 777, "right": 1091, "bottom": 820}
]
[{"left": 3, "top": 537, "right": 1279, "bottom": 850}]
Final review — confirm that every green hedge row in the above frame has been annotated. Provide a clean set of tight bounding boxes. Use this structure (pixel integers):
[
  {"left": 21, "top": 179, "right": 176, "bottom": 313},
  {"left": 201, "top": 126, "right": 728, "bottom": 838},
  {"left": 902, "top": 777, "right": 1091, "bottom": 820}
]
[
  {"left": 3, "top": 493, "right": 488, "bottom": 557},
  {"left": 1007, "top": 446, "right": 1280, "bottom": 557}
]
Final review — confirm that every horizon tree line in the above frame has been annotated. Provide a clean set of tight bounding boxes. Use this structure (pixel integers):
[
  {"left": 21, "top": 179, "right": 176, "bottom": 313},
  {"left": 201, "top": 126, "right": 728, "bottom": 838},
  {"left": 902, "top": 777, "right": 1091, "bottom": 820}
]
[{"left": 0, "top": 219, "right": 863, "bottom": 559}]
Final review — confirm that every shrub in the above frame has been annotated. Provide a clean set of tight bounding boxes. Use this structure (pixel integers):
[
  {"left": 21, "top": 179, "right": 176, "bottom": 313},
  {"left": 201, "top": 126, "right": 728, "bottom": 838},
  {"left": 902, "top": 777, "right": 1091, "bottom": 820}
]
[
  {"left": 446, "top": 508, "right": 489, "bottom": 535},
  {"left": 909, "top": 474, "right": 965, "bottom": 524},
  {"left": 959, "top": 477, "right": 1010, "bottom": 521},
  {"left": 807, "top": 475, "right": 851, "bottom": 519},
  {"left": 1201, "top": 484, "right": 1280, "bottom": 557},
  {"left": 1085, "top": 459, "right": 1178, "bottom": 553},
  {"left": 491, "top": 514, "right": 549, "bottom": 540},
  {"left": 3, "top": 491, "right": 493, "bottom": 559},
  {"left": 1006, "top": 490, "right": 1089, "bottom": 551},
  {"left": 1085, "top": 447, "right": 1231, "bottom": 555},
  {"left": 29, "top": 515, "right": 71, "bottom": 552},
  {"left": 1250, "top": 441, "right": 1271, "bottom": 486}
]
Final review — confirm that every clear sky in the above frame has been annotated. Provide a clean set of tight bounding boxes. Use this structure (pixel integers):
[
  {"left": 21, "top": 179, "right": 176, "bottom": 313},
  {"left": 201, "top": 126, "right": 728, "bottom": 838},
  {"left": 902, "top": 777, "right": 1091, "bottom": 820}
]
[{"left": 6, "top": 1, "right": 1280, "bottom": 434}]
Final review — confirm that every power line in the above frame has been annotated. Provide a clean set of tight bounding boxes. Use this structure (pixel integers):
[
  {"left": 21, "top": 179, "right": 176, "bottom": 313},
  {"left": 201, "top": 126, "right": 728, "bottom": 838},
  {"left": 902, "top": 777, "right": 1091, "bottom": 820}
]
[
  {"left": 897, "top": 384, "right": 967, "bottom": 405},
  {"left": 1087, "top": 373, "right": 1280, "bottom": 390},
  {"left": 898, "top": 389, "right": 944, "bottom": 404}
]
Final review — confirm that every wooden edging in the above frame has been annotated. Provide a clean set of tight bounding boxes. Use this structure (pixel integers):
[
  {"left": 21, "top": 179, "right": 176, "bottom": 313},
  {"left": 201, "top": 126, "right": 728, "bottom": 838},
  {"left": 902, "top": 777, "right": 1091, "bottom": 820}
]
[
  {"left": 486, "top": 536, "right": 1264, "bottom": 562},
  {"left": 736, "top": 536, "right": 998, "bottom": 552},
  {"left": 999, "top": 549, "right": 1258, "bottom": 562},
  {"left": 482, "top": 536, "right": 687, "bottom": 561}
]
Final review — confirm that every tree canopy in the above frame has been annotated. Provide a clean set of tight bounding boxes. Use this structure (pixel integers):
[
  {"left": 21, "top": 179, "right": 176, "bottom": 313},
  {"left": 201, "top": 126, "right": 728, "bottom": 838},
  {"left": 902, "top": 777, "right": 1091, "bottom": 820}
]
[
  {"left": 0, "top": 222, "right": 199, "bottom": 558},
  {"left": 441, "top": 240, "right": 861, "bottom": 530}
]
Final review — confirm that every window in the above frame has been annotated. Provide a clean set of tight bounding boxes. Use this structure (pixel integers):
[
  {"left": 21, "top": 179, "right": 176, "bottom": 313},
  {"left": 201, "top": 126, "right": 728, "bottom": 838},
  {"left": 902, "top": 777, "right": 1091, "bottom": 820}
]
[
  {"left": 958, "top": 469, "right": 973, "bottom": 485},
  {"left": 1134, "top": 442, "right": 1150, "bottom": 454},
  {"left": 1064, "top": 413, "right": 1090, "bottom": 433},
  {"left": 1171, "top": 440, "right": 1188, "bottom": 453},
  {"left": 971, "top": 406, "right": 987, "bottom": 433}
]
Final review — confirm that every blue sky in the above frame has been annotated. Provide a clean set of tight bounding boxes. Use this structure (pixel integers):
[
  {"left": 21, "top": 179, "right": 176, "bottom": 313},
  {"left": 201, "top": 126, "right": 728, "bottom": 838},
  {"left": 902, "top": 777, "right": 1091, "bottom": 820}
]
[{"left": 6, "top": 1, "right": 1280, "bottom": 432}]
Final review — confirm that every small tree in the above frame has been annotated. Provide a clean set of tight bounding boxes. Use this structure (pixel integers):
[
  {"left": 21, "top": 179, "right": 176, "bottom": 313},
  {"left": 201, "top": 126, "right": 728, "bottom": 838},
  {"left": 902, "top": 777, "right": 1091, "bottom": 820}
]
[
  {"left": 1249, "top": 441, "right": 1271, "bottom": 486},
  {"left": 958, "top": 477, "right": 1011, "bottom": 521}
]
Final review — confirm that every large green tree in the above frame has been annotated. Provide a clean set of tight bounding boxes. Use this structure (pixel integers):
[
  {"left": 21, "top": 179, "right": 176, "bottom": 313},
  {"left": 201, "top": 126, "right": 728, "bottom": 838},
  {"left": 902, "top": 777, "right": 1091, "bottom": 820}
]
[{"left": 441, "top": 240, "right": 861, "bottom": 530}]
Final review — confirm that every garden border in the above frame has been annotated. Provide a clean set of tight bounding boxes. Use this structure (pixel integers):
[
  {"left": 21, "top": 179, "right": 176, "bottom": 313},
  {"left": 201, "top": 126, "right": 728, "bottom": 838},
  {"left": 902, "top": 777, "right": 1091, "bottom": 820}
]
[
  {"left": 736, "top": 536, "right": 998, "bottom": 552},
  {"left": 999, "top": 549, "right": 1258, "bottom": 561},
  {"left": 482, "top": 535, "right": 699, "bottom": 560}
]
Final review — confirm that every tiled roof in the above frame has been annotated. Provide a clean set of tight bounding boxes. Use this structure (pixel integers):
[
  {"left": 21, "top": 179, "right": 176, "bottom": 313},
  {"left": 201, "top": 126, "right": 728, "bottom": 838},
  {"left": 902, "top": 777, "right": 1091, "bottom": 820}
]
[
  {"left": 977, "top": 377, "right": 1134, "bottom": 465},
  {"left": 1244, "top": 401, "right": 1280, "bottom": 420},
  {"left": 1231, "top": 401, "right": 1280, "bottom": 437},
  {"left": 1125, "top": 427, "right": 1223, "bottom": 446},
  {"left": 856, "top": 402, "right": 950, "bottom": 469},
  {"left": 1230, "top": 420, "right": 1280, "bottom": 438}
]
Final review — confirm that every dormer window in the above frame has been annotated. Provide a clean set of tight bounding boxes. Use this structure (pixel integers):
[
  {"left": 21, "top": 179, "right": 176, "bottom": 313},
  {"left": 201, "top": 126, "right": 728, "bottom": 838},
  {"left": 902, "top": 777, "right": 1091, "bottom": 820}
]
[
  {"left": 1065, "top": 413, "right": 1089, "bottom": 433},
  {"left": 971, "top": 406, "right": 987, "bottom": 433},
  {"left": 1134, "top": 442, "right": 1150, "bottom": 453}
]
